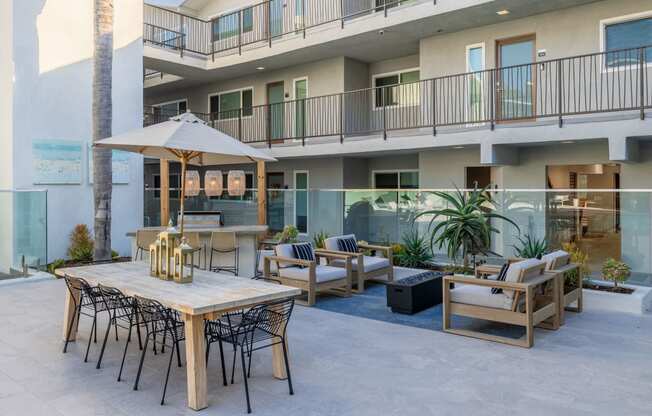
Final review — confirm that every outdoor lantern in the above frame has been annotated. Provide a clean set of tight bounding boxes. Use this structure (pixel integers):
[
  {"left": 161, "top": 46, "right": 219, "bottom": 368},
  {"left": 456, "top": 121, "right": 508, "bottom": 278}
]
[
  {"left": 228, "top": 170, "right": 246, "bottom": 196},
  {"left": 204, "top": 170, "right": 223, "bottom": 197},
  {"left": 185, "top": 170, "right": 200, "bottom": 197},
  {"left": 173, "top": 237, "right": 196, "bottom": 284}
]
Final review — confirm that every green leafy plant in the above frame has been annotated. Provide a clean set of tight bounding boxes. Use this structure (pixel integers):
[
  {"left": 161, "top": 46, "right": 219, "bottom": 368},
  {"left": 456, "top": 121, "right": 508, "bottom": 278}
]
[
  {"left": 312, "top": 231, "right": 330, "bottom": 249},
  {"left": 416, "top": 185, "right": 519, "bottom": 268},
  {"left": 602, "top": 258, "right": 631, "bottom": 288},
  {"left": 48, "top": 259, "right": 66, "bottom": 275},
  {"left": 390, "top": 243, "right": 404, "bottom": 265},
  {"left": 562, "top": 242, "right": 590, "bottom": 290},
  {"left": 513, "top": 234, "right": 548, "bottom": 259},
  {"left": 67, "top": 224, "right": 94, "bottom": 262},
  {"left": 111, "top": 250, "right": 120, "bottom": 259},
  {"left": 274, "top": 225, "right": 299, "bottom": 244},
  {"left": 395, "top": 230, "right": 433, "bottom": 269}
]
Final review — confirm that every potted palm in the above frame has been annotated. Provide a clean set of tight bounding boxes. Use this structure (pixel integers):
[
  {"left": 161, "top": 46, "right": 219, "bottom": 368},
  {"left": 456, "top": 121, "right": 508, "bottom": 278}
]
[{"left": 416, "top": 186, "right": 519, "bottom": 270}]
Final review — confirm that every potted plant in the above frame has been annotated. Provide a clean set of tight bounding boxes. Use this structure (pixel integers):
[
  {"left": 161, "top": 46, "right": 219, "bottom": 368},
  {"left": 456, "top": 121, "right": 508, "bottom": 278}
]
[
  {"left": 274, "top": 225, "right": 299, "bottom": 244},
  {"left": 312, "top": 230, "right": 329, "bottom": 249},
  {"left": 416, "top": 185, "right": 519, "bottom": 270},
  {"left": 513, "top": 234, "right": 548, "bottom": 259},
  {"left": 602, "top": 258, "right": 631, "bottom": 290},
  {"left": 394, "top": 230, "right": 433, "bottom": 269}
]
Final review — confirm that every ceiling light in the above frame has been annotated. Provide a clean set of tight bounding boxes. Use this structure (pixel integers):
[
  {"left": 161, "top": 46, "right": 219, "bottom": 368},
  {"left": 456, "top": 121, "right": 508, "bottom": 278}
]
[
  {"left": 453, "top": 146, "right": 465, "bottom": 149},
  {"left": 256, "top": 66, "right": 265, "bottom": 71},
  {"left": 561, "top": 141, "right": 575, "bottom": 144},
  {"left": 496, "top": 9, "right": 510, "bottom": 16}
]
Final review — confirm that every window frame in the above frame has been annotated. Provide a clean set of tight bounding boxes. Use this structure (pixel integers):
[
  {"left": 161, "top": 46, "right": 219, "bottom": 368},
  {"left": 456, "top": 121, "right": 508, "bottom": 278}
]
[
  {"left": 212, "top": 7, "right": 255, "bottom": 42},
  {"left": 152, "top": 172, "right": 182, "bottom": 200},
  {"left": 371, "top": 67, "right": 421, "bottom": 110},
  {"left": 599, "top": 11, "right": 652, "bottom": 72},
  {"left": 465, "top": 42, "right": 486, "bottom": 124},
  {"left": 152, "top": 98, "right": 188, "bottom": 116},
  {"left": 292, "top": 76, "right": 309, "bottom": 140},
  {"left": 371, "top": 169, "right": 420, "bottom": 189},
  {"left": 207, "top": 87, "right": 255, "bottom": 120}
]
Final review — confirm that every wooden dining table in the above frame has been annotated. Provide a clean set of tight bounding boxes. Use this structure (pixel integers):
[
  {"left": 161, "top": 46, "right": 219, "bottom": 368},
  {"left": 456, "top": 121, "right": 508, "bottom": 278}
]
[{"left": 56, "top": 262, "right": 301, "bottom": 411}]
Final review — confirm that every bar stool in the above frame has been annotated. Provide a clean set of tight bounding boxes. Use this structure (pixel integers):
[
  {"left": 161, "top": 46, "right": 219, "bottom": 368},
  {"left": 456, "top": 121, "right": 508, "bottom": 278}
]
[
  {"left": 135, "top": 229, "right": 159, "bottom": 260},
  {"left": 184, "top": 232, "right": 205, "bottom": 269},
  {"left": 209, "top": 232, "right": 239, "bottom": 276}
]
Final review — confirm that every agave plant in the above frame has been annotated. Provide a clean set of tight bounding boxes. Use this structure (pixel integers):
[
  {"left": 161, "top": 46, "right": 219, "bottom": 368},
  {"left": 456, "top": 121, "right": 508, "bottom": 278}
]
[
  {"left": 513, "top": 234, "right": 548, "bottom": 259},
  {"left": 395, "top": 230, "right": 433, "bottom": 269},
  {"left": 415, "top": 186, "right": 519, "bottom": 268}
]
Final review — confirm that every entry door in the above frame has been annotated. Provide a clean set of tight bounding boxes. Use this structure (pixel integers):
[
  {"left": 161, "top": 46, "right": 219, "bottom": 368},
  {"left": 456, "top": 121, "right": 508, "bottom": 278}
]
[
  {"left": 294, "top": 79, "right": 308, "bottom": 139},
  {"left": 267, "top": 82, "right": 285, "bottom": 141},
  {"left": 266, "top": 172, "right": 285, "bottom": 232},
  {"left": 269, "top": 0, "right": 284, "bottom": 37},
  {"left": 496, "top": 35, "right": 535, "bottom": 121}
]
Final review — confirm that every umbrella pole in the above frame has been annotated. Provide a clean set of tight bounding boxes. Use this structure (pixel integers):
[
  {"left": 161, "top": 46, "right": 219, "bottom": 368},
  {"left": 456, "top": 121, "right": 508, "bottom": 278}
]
[{"left": 179, "top": 156, "right": 187, "bottom": 236}]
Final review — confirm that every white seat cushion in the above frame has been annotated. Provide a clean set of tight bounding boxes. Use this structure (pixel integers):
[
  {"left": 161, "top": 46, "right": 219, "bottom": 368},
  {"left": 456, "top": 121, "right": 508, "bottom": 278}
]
[
  {"left": 450, "top": 284, "right": 513, "bottom": 310},
  {"left": 503, "top": 258, "right": 547, "bottom": 299},
  {"left": 279, "top": 265, "right": 348, "bottom": 283},
  {"left": 324, "top": 234, "right": 356, "bottom": 252},
  {"left": 257, "top": 250, "right": 278, "bottom": 273},
  {"left": 540, "top": 250, "right": 569, "bottom": 270},
  {"left": 330, "top": 256, "right": 390, "bottom": 273},
  {"left": 274, "top": 243, "right": 298, "bottom": 268}
]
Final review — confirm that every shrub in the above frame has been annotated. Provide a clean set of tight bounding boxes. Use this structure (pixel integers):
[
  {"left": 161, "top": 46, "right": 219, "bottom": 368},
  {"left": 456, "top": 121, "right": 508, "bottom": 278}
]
[
  {"left": 312, "top": 231, "right": 329, "bottom": 249},
  {"left": 111, "top": 250, "right": 119, "bottom": 259},
  {"left": 274, "top": 225, "right": 299, "bottom": 244},
  {"left": 513, "top": 234, "right": 548, "bottom": 259},
  {"left": 602, "top": 258, "right": 630, "bottom": 288},
  {"left": 48, "top": 259, "right": 66, "bottom": 275},
  {"left": 395, "top": 230, "right": 433, "bottom": 269},
  {"left": 562, "top": 242, "right": 590, "bottom": 290},
  {"left": 390, "top": 243, "right": 405, "bottom": 265},
  {"left": 68, "top": 224, "right": 94, "bottom": 262}
]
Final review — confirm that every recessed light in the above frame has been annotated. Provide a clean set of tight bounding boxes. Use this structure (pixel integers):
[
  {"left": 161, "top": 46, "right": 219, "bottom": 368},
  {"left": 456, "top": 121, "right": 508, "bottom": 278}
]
[
  {"left": 256, "top": 66, "right": 265, "bottom": 71},
  {"left": 496, "top": 9, "right": 510, "bottom": 16},
  {"left": 454, "top": 146, "right": 465, "bottom": 149},
  {"left": 561, "top": 141, "right": 575, "bottom": 144}
]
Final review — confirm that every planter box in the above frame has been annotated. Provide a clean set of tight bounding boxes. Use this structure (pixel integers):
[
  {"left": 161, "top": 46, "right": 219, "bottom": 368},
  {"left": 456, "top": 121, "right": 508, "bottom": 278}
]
[
  {"left": 583, "top": 281, "right": 652, "bottom": 315},
  {"left": 386, "top": 271, "right": 447, "bottom": 314}
]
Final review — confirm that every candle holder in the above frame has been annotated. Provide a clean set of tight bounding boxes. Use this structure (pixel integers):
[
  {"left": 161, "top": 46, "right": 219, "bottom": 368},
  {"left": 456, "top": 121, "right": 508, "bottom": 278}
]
[
  {"left": 148, "top": 229, "right": 181, "bottom": 281},
  {"left": 173, "top": 237, "right": 196, "bottom": 284}
]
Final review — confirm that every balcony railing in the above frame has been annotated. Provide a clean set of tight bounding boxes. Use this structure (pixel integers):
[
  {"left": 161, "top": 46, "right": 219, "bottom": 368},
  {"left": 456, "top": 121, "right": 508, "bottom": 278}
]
[
  {"left": 144, "top": 45, "right": 651, "bottom": 146},
  {"left": 144, "top": 1, "right": 428, "bottom": 58}
]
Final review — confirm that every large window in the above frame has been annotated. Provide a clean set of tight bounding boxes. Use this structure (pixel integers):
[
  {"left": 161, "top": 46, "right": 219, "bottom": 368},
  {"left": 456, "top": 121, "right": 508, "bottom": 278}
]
[
  {"left": 213, "top": 8, "right": 254, "bottom": 41},
  {"left": 466, "top": 44, "right": 485, "bottom": 122},
  {"left": 603, "top": 14, "right": 652, "bottom": 67},
  {"left": 153, "top": 100, "right": 187, "bottom": 117},
  {"left": 373, "top": 70, "right": 420, "bottom": 108},
  {"left": 294, "top": 171, "right": 309, "bottom": 234},
  {"left": 209, "top": 88, "right": 253, "bottom": 120},
  {"left": 153, "top": 173, "right": 181, "bottom": 199}
]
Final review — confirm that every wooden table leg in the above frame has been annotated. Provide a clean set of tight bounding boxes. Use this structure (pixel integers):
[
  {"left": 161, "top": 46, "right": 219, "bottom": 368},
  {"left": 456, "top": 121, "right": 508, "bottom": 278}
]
[
  {"left": 62, "top": 286, "right": 80, "bottom": 341},
  {"left": 272, "top": 335, "right": 288, "bottom": 380},
  {"left": 183, "top": 313, "right": 208, "bottom": 411}
]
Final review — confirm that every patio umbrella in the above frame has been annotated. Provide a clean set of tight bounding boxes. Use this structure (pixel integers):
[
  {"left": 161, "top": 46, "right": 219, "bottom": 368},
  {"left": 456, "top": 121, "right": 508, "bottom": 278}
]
[{"left": 95, "top": 112, "right": 276, "bottom": 234}]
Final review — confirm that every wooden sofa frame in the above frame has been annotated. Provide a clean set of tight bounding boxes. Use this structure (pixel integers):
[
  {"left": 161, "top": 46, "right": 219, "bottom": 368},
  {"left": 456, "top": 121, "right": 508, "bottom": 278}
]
[
  {"left": 316, "top": 242, "right": 393, "bottom": 293},
  {"left": 476, "top": 255, "right": 582, "bottom": 325},
  {"left": 443, "top": 263, "right": 561, "bottom": 348},
  {"left": 264, "top": 252, "right": 352, "bottom": 306}
]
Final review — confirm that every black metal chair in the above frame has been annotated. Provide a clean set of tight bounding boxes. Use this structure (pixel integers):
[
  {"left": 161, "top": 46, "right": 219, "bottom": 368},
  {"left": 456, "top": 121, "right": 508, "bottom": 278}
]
[
  {"left": 209, "top": 231, "right": 240, "bottom": 275},
  {"left": 95, "top": 285, "right": 142, "bottom": 370},
  {"left": 62, "top": 275, "right": 115, "bottom": 363},
  {"left": 205, "top": 298, "right": 295, "bottom": 413},
  {"left": 126, "top": 296, "right": 185, "bottom": 406}
]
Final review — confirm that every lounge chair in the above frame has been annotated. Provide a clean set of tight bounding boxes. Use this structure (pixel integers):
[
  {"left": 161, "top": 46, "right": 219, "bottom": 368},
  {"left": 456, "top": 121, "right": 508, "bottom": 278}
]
[
  {"left": 443, "top": 259, "right": 561, "bottom": 348},
  {"left": 318, "top": 234, "right": 394, "bottom": 293},
  {"left": 264, "top": 243, "right": 352, "bottom": 306}
]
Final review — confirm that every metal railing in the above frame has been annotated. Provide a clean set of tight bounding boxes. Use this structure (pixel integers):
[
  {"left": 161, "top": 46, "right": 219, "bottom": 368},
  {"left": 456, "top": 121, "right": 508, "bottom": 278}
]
[
  {"left": 144, "top": 45, "right": 651, "bottom": 146},
  {"left": 144, "top": 1, "right": 431, "bottom": 59}
]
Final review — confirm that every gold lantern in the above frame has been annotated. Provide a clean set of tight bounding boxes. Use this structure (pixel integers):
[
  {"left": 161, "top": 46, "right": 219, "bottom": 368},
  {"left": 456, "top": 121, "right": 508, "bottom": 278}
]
[
  {"left": 157, "top": 230, "right": 180, "bottom": 280},
  {"left": 173, "top": 237, "right": 196, "bottom": 284},
  {"left": 185, "top": 170, "right": 201, "bottom": 197},
  {"left": 228, "top": 170, "right": 246, "bottom": 197},
  {"left": 204, "top": 170, "right": 223, "bottom": 197},
  {"left": 149, "top": 237, "right": 161, "bottom": 277}
]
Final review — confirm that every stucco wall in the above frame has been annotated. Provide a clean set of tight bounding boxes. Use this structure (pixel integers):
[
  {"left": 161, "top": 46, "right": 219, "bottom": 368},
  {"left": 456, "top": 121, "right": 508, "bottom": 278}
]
[
  {"left": 10, "top": 0, "right": 144, "bottom": 262},
  {"left": 419, "top": 0, "right": 652, "bottom": 79}
]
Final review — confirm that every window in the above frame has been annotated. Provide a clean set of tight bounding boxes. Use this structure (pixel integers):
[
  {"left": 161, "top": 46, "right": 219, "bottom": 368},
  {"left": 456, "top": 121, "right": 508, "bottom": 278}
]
[
  {"left": 153, "top": 100, "right": 187, "bottom": 118},
  {"left": 373, "top": 70, "right": 420, "bottom": 108},
  {"left": 153, "top": 173, "right": 181, "bottom": 199},
  {"left": 466, "top": 44, "right": 485, "bottom": 122},
  {"left": 213, "top": 8, "right": 254, "bottom": 41},
  {"left": 209, "top": 88, "right": 253, "bottom": 120},
  {"left": 294, "top": 78, "right": 308, "bottom": 138},
  {"left": 373, "top": 171, "right": 419, "bottom": 189},
  {"left": 294, "top": 171, "right": 309, "bottom": 234},
  {"left": 603, "top": 14, "right": 652, "bottom": 67}
]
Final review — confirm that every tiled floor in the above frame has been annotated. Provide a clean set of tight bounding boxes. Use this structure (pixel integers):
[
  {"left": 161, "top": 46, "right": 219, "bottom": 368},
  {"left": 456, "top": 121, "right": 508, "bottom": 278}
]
[{"left": 1, "top": 277, "right": 651, "bottom": 415}]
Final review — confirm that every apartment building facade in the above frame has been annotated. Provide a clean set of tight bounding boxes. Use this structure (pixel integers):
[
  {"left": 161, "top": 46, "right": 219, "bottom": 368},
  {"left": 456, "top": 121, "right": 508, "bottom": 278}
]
[{"left": 142, "top": 0, "right": 652, "bottom": 277}]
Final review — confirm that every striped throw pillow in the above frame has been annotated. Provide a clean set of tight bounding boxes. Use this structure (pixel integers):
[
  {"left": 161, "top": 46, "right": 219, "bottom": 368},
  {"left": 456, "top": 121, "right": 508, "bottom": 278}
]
[
  {"left": 337, "top": 237, "right": 358, "bottom": 253},
  {"left": 491, "top": 263, "right": 510, "bottom": 295},
  {"left": 292, "top": 243, "right": 315, "bottom": 263}
]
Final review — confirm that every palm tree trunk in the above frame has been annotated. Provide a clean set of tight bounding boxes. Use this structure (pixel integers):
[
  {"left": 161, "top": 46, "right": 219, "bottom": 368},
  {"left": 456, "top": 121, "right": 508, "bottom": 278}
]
[{"left": 92, "top": 0, "right": 113, "bottom": 261}]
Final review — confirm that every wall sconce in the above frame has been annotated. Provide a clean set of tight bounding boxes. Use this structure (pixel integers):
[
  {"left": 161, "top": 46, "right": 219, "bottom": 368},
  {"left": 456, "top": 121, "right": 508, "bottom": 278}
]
[
  {"left": 185, "top": 170, "right": 200, "bottom": 197},
  {"left": 228, "top": 170, "right": 246, "bottom": 197},
  {"left": 204, "top": 170, "right": 223, "bottom": 197}
]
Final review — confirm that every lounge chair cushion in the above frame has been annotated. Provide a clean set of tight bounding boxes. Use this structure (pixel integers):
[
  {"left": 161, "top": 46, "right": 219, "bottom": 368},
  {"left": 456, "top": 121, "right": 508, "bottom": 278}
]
[
  {"left": 324, "top": 234, "right": 356, "bottom": 252},
  {"left": 541, "top": 250, "right": 570, "bottom": 270},
  {"left": 275, "top": 244, "right": 300, "bottom": 268},
  {"left": 450, "top": 284, "right": 513, "bottom": 310},
  {"left": 292, "top": 243, "right": 315, "bottom": 262},
  {"left": 491, "top": 263, "right": 510, "bottom": 295},
  {"left": 503, "top": 258, "right": 547, "bottom": 299},
  {"left": 279, "top": 265, "right": 347, "bottom": 283},
  {"left": 337, "top": 237, "right": 359, "bottom": 253},
  {"left": 258, "top": 250, "right": 278, "bottom": 273},
  {"left": 330, "top": 256, "right": 390, "bottom": 273}
]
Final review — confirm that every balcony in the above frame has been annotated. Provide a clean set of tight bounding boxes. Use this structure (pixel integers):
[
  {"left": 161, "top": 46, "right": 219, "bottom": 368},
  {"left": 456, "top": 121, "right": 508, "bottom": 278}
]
[
  {"left": 143, "top": 1, "right": 427, "bottom": 60},
  {"left": 144, "top": 45, "right": 652, "bottom": 148}
]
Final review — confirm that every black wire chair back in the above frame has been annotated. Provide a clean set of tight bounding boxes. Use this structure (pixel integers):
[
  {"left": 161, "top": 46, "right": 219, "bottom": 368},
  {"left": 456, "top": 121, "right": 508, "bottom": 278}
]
[
  {"left": 63, "top": 275, "right": 102, "bottom": 310},
  {"left": 97, "top": 284, "right": 134, "bottom": 319},
  {"left": 134, "top": 296, "right": 184, "bottom": 341}
]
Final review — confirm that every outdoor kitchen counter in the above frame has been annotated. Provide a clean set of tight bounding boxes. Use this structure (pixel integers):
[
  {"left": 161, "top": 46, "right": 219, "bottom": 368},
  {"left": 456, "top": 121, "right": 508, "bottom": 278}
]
[{"left": 126, "top": 225, "right": 268, "bottom": 277}]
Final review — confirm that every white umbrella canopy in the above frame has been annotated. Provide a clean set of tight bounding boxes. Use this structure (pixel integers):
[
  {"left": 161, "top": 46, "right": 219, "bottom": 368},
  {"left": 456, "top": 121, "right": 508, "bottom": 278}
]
[{"left": 95, "top": 112, "right": 276, "bottom": 234}]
